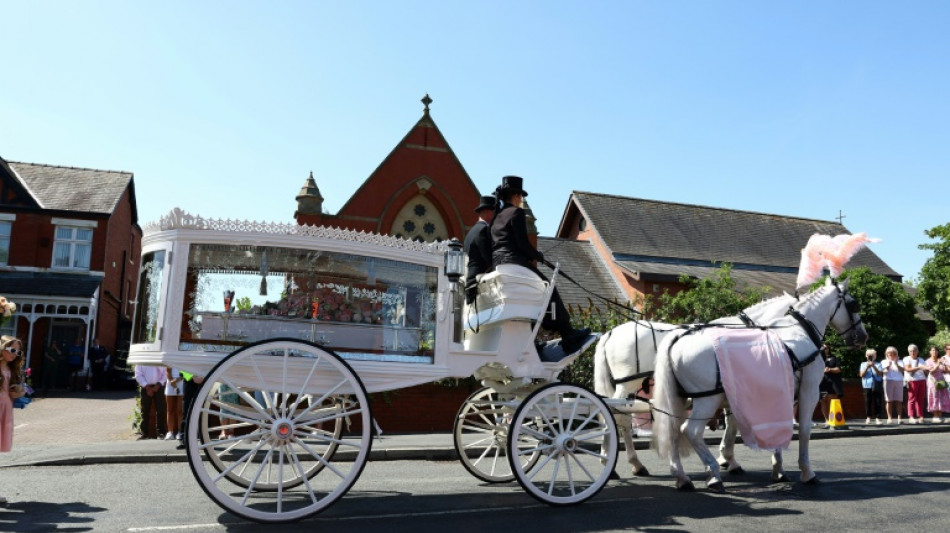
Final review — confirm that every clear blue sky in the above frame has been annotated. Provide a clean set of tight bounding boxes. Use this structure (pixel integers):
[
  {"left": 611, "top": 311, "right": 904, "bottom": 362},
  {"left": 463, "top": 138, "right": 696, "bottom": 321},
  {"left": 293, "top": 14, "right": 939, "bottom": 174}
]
[{"left": 3, "top": 2, "right": 948, "bottom": 281}]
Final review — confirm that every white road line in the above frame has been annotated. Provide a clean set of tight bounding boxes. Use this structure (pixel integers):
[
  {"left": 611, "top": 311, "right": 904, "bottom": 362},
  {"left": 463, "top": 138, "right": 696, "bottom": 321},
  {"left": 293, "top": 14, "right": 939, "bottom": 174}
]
[{"left": 126, "top": 496, "right": 654, "bottom": 531}]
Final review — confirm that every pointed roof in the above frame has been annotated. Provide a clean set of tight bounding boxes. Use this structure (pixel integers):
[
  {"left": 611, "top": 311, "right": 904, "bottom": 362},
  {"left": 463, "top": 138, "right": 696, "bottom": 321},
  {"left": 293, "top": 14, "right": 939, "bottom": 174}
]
[
  {"left": 335, "top": 94, "right": 481, "bottom": 218},
  {"left": 537, "top": 237, "right": 628, "bottom": 308},
  {"left": 5, "top": 161, "right": 135, "bottom": 217}
]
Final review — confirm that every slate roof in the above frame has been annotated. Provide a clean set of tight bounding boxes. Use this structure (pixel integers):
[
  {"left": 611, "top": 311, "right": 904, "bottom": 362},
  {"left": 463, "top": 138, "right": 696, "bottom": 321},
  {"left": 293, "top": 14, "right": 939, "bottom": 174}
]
[
  {"left": 536, "top": 237, "right": 628, "bottom": 310},
  {"left": 0, "top": 272, "right": 102, "bottom": 298},
  {"left": 7, "top": 161, "right": 133, "bottom": 215},
  {"left": 568, "top": 191, "right": 900, "bottom": 280}
]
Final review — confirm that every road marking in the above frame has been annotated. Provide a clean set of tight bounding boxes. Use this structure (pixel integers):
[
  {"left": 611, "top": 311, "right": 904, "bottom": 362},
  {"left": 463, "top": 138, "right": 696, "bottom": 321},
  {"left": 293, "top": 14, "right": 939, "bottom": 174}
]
[{"left": 127, "top": 496, "right": 655, "bottom": 531}]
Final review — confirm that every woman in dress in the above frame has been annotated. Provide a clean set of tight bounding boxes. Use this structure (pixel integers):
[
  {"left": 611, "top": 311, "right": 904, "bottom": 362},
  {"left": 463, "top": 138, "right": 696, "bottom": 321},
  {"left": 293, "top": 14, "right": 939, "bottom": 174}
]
[
  {"left": 880, "top": 346, "right": 905, "bottom": 424},
  {"left": 1, "top": 335, "right": 26, "bottom": 506},
  {"left": 924, "top": 346, "right": 950, "bottom": 423}
]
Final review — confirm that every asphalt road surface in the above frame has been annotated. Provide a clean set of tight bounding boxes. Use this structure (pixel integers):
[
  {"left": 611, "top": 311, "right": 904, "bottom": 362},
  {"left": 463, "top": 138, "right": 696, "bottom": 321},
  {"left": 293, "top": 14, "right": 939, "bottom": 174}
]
[{"left": 2, "top": 432, "right": 948, "bottom": 532}]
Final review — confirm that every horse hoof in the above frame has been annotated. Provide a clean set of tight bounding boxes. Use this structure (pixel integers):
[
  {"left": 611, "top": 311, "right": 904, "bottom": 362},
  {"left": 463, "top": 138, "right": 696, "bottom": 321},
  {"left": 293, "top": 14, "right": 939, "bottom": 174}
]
[
  {"left": 707, "top": 480, "right": 725, "bottom": 493},
  {"left": 773, "top": 474, "right": 791, "bottom": 483},
  {"left": 727, "top": 467, "right": 745, "bottom": 476},
  {"left": 803, "top": 476, "right": 820, "bottom": 485},
  {"left": 676, "top": 480, "right": 695, "bottom": 491},
  {"left": 634, "top": 466, "right": 651, "bottom": 477},
  {"left": 608, "top": 469, "right": 621, "bottom": 481}
]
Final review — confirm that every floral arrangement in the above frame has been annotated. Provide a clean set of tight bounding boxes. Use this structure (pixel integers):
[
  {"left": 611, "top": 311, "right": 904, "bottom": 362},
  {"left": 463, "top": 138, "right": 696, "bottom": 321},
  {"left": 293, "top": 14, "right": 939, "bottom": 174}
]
[
  {"left": 0, "top": 295, "right": 16, "bottom": 325},
  {"left": 256, "top": 285, "right": 386, "bottom": 324}
]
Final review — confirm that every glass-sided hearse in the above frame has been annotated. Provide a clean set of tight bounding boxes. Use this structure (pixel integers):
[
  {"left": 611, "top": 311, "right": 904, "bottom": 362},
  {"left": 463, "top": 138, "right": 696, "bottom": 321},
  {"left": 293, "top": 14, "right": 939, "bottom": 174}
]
[{"left": 128, "top": 208, "right": 619, "bottom": 523}]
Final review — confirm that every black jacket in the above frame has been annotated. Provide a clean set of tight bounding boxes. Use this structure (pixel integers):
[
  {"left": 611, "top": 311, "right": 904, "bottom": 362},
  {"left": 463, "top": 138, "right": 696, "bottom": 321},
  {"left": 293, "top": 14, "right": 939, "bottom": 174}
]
[
  {"left": 491, "top": 206, "right": 542, "bottom": 268},
  {"left": 463, "top": 219, "right": 493, "bottom": 285}
]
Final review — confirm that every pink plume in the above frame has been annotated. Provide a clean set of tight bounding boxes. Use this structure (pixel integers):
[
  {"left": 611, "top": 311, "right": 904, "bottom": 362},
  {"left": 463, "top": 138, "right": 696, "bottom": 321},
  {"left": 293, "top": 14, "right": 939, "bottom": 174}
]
[
  {"left": 825, "top": 233, "right": 881, "bottom": 277},
  {"left": 796, "top": 234, "right": 833, "bottom": 288},
  {"left": 796, "top": 232, "right": 881, "bottom": 287}
]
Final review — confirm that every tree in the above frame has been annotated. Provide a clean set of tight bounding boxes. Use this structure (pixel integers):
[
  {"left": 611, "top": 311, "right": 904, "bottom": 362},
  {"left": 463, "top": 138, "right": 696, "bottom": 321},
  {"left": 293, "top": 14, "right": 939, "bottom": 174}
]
[
  {"left": 653, "top": 264, "right": 770, "bottom": 323},
  {"left": 917, "top": 223, "right": 950, "bottom": 328},
  {"left": 831, "top": 267, "right": 929, "bottom": 376}
]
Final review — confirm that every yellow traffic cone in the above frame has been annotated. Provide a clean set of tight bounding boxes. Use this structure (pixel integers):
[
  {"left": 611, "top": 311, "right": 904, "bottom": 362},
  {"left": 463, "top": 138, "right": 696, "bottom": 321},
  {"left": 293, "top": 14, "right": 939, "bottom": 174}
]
[{"left": 828, "top": 398, "right": 849, "bottom": 429}]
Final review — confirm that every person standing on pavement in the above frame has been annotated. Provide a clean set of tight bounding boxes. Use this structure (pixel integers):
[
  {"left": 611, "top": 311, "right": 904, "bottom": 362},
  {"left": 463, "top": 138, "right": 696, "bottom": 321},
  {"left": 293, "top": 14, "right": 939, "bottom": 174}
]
[
  {"left": 881, "top": 346, "right": 905, "bottom": 424},
  {"left": 859, "top": 348, "right": 884, "bottom": 424},
  {"left": 134, "top": 364, "right": 167, "bottom": 439},
  {"left": 177, "top": 372, "right": 204, "bottom": 449},
  {"left": 490, "top": 176, "right": 590, "bottom": 353},
  {"left": 1, "top": 336, "right": 27, "bottom": 507},
  {"left": 41, "top": 340, "right": 63, "bottom": 394},
  {"left": 164, "top": 367, "right": 183, "bottom": 440},
  {"left": 903, "top": 344, "right": 927, "bottom": 424},
  {"left": 924, "top": 345, "right": 950, "bottom": 423},
  {"left": 67, "top": 337, "right": 84, "bottom": 390},
  {"left": 88, "top": 338, "right": 109, "bottom": 392},
  {"left": 463, "top": 194, "right": 496, "bottom": 305},
  {"left": 819, "top": 344, "right": 844, "bottom": 427}
]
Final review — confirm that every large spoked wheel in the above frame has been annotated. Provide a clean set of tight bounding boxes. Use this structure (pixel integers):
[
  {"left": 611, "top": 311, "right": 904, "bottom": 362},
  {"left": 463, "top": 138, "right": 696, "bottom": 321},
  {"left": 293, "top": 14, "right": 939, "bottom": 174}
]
[
  {"left": 453, "top": 387, "right": 541, "bottom": 483},
  {"left": 507, "top": 383, "right": 618, "bottom": 506},
  {"left": 187, "top": 339, "right": 373, "bottom": 523}
]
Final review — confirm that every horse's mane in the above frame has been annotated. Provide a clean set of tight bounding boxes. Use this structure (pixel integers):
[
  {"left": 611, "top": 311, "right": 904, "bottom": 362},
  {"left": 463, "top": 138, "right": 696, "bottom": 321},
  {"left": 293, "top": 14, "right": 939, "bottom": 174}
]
[{"left": 744, "top": 293, "right": 793, "bottom": 314}]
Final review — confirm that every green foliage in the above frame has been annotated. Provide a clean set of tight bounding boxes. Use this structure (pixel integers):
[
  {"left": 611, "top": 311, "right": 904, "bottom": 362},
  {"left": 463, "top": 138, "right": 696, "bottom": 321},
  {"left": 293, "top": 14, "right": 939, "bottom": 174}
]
[
  {"left": 928, "top": 329, "right": 950, "bottom": 351},
  {"left": 235, "top": 296, "right": 252, "bottom": 312},
  {"left": 653, "top": 264, "right": 771, "bottom": 324},
  {"left": 917, "top": 223, "right": 950, "bottom": 328},
  {"left": 831, "top": 268, "right": 929, "bottom": 376},
  {"left": 558, "top": 302, "right": 631, "bottom": 388}
]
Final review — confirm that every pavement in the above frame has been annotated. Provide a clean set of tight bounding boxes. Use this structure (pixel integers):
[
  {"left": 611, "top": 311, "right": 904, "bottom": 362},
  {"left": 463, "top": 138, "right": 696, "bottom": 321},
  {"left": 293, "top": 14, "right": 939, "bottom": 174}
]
[{"left": 3, "top": 389, "right": 949, "bottom": 469}]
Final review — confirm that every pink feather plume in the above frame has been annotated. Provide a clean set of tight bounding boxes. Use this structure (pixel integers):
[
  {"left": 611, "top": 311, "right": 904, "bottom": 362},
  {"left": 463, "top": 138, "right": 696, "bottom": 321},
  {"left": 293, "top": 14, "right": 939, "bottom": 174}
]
[{"left": 795, "top": 232, "right": 880, "bottom": 288}]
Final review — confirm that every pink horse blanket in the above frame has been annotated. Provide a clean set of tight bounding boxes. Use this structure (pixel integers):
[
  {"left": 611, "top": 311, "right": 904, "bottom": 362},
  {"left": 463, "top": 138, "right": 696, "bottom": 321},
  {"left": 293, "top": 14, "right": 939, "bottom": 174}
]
[{"left": 707, "top": 328, "right": 795, "bottom": 450}]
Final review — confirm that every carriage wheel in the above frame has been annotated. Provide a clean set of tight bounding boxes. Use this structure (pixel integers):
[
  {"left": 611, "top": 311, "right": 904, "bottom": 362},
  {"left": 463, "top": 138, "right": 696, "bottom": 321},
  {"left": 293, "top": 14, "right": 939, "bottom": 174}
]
[
  {"left": 453, "top": 387, "right": 541, "bottom": 483},
  {"left": 507, "top": 383, "right": 618, "bottom": 506},
  {"left": 187, "top": 339, "right": 373, "bottom": 523},
  {"left": 199, "top": 391, "right": 345, "bottom": 491}
]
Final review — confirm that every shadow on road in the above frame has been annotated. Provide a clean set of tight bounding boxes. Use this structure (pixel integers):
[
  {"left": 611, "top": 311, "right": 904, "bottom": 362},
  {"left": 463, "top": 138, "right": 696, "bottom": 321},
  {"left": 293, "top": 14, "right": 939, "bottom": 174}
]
[{"left": 0, "top": 500, "right": 107, "bottom": 532}]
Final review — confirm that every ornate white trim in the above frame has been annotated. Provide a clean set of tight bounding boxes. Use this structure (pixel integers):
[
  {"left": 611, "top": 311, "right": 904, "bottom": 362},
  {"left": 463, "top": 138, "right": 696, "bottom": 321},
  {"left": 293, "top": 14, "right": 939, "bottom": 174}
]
[{"left": 144, "top": 207, "right": 448, "bottom": 254}]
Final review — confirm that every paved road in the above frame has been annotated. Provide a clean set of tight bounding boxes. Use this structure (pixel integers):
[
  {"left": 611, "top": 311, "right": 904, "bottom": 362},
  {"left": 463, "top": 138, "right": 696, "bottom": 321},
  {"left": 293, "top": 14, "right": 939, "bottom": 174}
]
[{"left": 3, "top": 431, "right": 949, "bottom": 532}]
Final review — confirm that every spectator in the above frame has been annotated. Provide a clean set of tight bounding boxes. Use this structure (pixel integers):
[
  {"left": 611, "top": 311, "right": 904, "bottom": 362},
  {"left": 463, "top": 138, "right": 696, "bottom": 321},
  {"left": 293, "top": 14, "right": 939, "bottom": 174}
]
[
  {"left": 903, "top": 344, "right": 927, "bottom": 424},
  {"left": 859, "top": 348, "right": 884, "bottom": 424},
  {"left": 88, "top": 338, "right": 109, "bottom": 392},
  {"left": 176, "top": 372, "right": 204, "bottom": 449},
  {"left": 41, "top": 340, "right": 63, "bottom": 394},
  {"left": 67, "top": 337, "right": 84, "bottom": 390},
  {"left": 881, "top": 346, "right": 905, "bottom": 424},
  {"left": 134, "top": 365, "right": 167, "bottom": 439},
  {"left": 819, "top": 344, "right": 844, "bottom": 427},
  {"left": 1, "top": 336, "right": 27, "bottom": 506},
  {"left": 164, "top": 368, "right": 184, "bottom": 440},
  {"left": 924, "top": 346, "right": 950, "bottom": 423}
]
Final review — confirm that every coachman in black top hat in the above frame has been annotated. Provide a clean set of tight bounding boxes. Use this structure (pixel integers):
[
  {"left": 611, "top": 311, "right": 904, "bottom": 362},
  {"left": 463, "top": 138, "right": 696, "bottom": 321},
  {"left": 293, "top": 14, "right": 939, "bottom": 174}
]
[
  {"left": 490, "top": 175, "right": 590, "bottom": 353},
  {"left": 463, "top": 194, "right": 497, "bottom": 304}
]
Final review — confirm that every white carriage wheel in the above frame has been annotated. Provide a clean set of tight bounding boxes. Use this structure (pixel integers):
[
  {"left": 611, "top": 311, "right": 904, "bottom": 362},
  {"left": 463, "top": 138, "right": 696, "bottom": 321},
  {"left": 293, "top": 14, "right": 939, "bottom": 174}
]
[
  {"left": 507, "top": 383, "right": 618, "bottom": 506},
  {"left": 198, "top": 390, "right": 346, "bottom": 491},
  {"left": 187, "top": 339, "right": 373, "bottom": 523},
  {"left": 453, "top": 387, "right": 541, "bottom": 483}
]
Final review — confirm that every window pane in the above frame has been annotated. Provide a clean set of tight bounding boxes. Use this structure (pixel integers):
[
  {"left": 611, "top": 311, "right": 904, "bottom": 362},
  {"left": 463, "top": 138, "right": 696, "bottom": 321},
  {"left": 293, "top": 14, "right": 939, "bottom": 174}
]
[
  {"left": 0, "top": 222, "right": 10, "bottom": 237},
  {"left": 73, "top": 244, "right": 91, "bottom": 269},
  {"left": 76, "top": 228, "right": 93, "bottom": 242},
  {"left": 133, "top": 250, "right": 167, "bottom": 344},
  {"left": 55, "top": 227, "right": 73, "bottom": 240},
  {"left": 53, "top": 243, "right": 71, "bottom": 267}
]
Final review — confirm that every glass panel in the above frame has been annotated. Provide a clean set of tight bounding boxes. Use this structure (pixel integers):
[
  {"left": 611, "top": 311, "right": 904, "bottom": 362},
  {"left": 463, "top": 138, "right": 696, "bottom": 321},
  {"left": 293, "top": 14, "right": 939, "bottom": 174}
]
[
  {"left": 52, "top": 242, "right": 71, "bottom": 267},
  {"left": 55, "top": 227, "right": 73, "bottom": 240},
  {"left": 0, "top": 221, "right": 10, "bottom": 236},
  {"left": 179, "top": 244, "right": 438, "bottom": 363},
  {"left": 132, "top": 250, "right": 167, "bottom": 344},
  {"left": 76, "top": 228, "right": 93, "bottom": 242},
  {"left": 73, "top": 244, "right": 91, "bottom": 269}
]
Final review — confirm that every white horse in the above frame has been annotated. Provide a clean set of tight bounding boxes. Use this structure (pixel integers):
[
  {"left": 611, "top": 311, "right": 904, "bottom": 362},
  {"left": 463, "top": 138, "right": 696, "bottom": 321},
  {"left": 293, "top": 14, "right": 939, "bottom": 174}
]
[
  {"left": 652, "top": 277, "right": 867, "bottom": 491},
  {"left": 593, "top": 293, "right": 797, "bottom": 476}
]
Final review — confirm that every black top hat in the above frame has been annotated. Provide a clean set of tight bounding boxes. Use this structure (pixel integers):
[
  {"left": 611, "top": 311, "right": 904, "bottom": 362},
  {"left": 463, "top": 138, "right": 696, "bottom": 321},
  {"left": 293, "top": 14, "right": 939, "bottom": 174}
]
[
  {"left": 474, "top": 195, "right": 496, "bottom": 212},
  {"left": 497, "top": 175, "right": 528, "bottom": 197}
]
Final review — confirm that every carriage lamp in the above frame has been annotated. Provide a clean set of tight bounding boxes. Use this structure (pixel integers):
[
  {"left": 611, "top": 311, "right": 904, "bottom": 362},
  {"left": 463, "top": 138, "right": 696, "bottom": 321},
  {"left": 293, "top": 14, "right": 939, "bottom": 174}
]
[{"left": 444, "top": 238, "right": 464, "bottom": 283}]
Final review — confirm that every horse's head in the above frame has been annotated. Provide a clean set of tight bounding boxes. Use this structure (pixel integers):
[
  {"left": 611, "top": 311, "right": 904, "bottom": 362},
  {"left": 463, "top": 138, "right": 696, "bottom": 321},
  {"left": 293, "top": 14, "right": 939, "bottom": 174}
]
[{"left": 827, "top": 278, "right": 868, "bottom": 348}]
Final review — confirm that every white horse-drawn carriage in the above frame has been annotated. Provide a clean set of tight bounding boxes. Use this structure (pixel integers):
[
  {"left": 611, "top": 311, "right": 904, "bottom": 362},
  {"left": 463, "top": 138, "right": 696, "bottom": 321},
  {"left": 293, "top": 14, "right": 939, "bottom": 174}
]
[
  {"left": 128, "top": 209, "right": 631, "bottom": 523},
  {"left": 129, "top": 209, "right": 871, "bottom": 523}
]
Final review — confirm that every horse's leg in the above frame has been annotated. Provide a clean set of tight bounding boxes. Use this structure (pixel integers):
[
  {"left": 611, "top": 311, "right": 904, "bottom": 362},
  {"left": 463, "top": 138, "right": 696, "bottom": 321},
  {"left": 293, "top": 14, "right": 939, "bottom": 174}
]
[
  {"left": 717, "top": 407, "right": 745, "bottom": 475},
  {"left": 609, "top": 413, "right": 646, "bottom": 479},
  {"left": 681, "top": 397, "right": 725, "bottom": 492},
  {"left": 667, "top": 431, "right": 694, "bottom": 491},
  {"left": 771, "top": 449, "right": 790, "bottom": 482},
  {"left": 797, "top": 369, "right": 822, "bottom": 484}
]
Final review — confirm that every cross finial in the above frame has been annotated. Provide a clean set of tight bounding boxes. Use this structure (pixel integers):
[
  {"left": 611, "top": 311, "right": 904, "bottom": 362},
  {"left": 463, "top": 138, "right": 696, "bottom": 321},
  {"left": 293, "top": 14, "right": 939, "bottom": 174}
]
[
  {"left": 836, "top": 209, "right": 846, "bottom": 224},
  {"left": 421, "top": 93, "right": 432, "bottom": 114}
]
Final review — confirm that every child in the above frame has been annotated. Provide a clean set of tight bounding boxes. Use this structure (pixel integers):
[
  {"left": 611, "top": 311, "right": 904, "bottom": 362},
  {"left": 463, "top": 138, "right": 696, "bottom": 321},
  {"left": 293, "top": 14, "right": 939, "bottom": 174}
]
[{"left": 1, "top": 335, "right": 26, "bottom": 506}]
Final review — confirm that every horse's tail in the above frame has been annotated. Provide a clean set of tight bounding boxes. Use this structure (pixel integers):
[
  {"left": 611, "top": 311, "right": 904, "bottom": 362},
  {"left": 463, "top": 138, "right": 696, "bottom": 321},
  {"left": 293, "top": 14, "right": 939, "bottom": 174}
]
[
  {"left": 593, "top": 330, "right": 615, "bottom": 398},
  {"left": 651, "top": 332, "right": 692, "bottom": 460}
]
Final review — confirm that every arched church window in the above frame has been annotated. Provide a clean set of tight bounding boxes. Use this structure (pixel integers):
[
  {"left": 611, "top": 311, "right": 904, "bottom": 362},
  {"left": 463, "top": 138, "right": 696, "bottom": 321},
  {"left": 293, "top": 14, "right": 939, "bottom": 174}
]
[{"left": 389, "top": 194, "right": 448, "bottom": 242}]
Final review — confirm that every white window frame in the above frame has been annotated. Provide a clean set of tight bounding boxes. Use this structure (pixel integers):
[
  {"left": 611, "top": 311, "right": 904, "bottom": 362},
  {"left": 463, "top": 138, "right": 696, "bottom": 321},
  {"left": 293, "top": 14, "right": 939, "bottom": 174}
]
[
  {"left": 52, "top": 219, "right": 97, "bottom": 271},
  {"left": 0, "top": 214, "right": 13, "bottom": 267}
]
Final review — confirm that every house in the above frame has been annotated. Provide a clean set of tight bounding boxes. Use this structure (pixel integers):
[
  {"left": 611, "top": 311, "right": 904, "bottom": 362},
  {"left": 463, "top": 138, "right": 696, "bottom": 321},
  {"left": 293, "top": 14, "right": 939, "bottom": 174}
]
[{"left": 0, "top": 157, "right": 142, "bottom": 386}]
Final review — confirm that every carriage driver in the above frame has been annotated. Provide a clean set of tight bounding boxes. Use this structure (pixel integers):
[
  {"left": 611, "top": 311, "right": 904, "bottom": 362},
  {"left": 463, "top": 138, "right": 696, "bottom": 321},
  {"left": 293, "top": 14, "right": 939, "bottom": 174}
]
[
  {"left": 463, "top": 194, "right": 498, "bottom": 305},
  {"left": 490, "top": 175, "right": 591, "bottom": 353}
]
